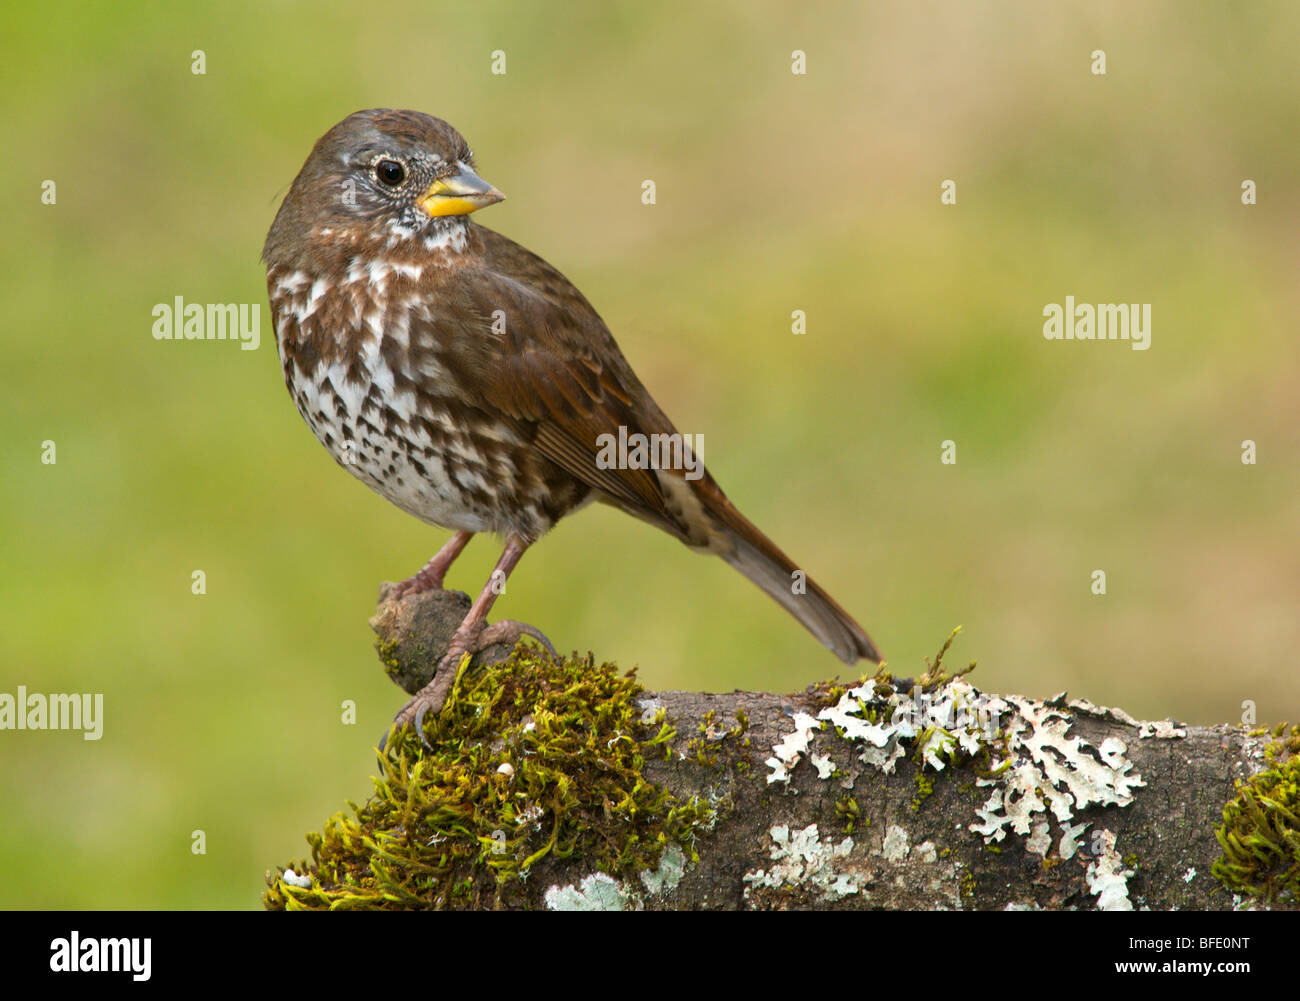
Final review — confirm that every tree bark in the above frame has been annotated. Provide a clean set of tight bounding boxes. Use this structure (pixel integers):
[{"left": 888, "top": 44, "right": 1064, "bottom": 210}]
[{"left": 357, "top": 587, "right": 1278, "bottom": 911}]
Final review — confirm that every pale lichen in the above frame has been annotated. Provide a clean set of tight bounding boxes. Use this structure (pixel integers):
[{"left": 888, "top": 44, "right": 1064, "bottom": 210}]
[
  {"left": 743, "top": 824, "right": 860, "bottom": 903},
  {"left": 880, "top": 824, "right": 911, "bottom": 863},
  {"left": 544, "top": 873, "right": 634, "bottom": 911},
  {"left": 1086, "top": 828, "right": 1136, "bottom": 911},
  {"left": 766, "top": 676, "right": 1003, "bottom": 785},
  {"left": 969, "top": 696, "right": 1145, "bottom": 858},
  {"left": 762, "top": 637, "right": 1159, "bottom": 908},
  {"left": 1063, "top": 696, "right": 1188, "bottom": 741},
  {"left": 544, "top": 844, "right": 691, "bottom": 911}
]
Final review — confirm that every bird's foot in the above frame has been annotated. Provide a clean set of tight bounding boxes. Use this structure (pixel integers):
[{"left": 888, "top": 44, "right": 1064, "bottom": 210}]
[
  {"left": 388, "top": 562, "right": 447, "bottom": 601},
  {"left": 382, "top": 618, "right": 557, "bottom": 751},
  {"left": 384, "top": 653, "right": 465, "bottom": 752}
]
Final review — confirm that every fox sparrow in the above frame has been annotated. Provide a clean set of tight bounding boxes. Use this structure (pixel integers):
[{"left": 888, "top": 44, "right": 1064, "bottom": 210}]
[{"left": 263, "top": 109, "right": 880, "bottom": 743}]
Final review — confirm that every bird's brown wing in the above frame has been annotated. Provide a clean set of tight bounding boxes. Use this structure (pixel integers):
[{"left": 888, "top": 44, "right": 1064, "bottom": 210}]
[
  {"left": 446, "top": 225, "right": 685, "bottom": 526},
  {"left": 434, "top": 225, "right": 881, "bottom": 664}
]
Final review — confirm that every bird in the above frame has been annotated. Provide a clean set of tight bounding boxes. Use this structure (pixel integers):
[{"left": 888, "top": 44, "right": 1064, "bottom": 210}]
[{"left": 263, "top": 109, "right": 881, "bottom": 743}]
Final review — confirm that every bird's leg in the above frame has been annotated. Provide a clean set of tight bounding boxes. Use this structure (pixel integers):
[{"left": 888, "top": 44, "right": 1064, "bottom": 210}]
[
  {"left": 388, "top": 534, "right": 556, "bottom": 748},
  {"left": 389, "top": 530, "right": 474, "bottom": 599}
]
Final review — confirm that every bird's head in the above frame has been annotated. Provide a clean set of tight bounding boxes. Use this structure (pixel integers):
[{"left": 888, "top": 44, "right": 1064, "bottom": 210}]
[{"left": 263, "top": 108, "right": 503, "bottom": 266}]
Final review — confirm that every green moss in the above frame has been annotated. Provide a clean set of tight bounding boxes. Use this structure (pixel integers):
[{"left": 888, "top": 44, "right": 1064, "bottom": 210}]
[
  {"left": 916, "top": 626, "right": 976, "bottom": 691},
  {"left": 1212, "top": 725, "right": 1300, "bottom": 906},
  {"left": 687, "top": 710, "right": 720, "bottom": 766},
  {"left": 835, "top": 795, "right": 861, "bottom": 834},
  {"left": 1264, "top": 723, "right": 1300, "bottom": 762},
  {"left": 686, "top": 739, "right": 718, "bottom": 767},
  {"left": 809, "top": 679, "right": 850, "bottom": 710},
  {"left": 911, "top": 770, "right": 935, "bottom": 813},
  {"left": 375, "top": 637, "right": 402, "bottom": 679},
  {"left": 265, "top": 648, "right": 713, "bottom": 911},
  {"left": 686, "top": 707, "right": 754, "bottom": 769}
]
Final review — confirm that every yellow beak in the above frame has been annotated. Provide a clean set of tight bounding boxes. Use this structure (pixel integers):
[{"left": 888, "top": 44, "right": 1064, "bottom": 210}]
[{"left": 419, "top": 164, "right": 505, "bottom": 217}]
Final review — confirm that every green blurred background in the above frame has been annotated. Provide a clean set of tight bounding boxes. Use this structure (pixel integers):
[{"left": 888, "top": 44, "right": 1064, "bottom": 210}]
[{"left": 3, "top": 1, "right": 1297, "bottom": 908}]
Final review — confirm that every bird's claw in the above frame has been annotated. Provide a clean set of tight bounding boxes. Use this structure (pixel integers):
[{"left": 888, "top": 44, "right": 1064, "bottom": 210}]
[
  {"left": 477, "top": 619, "right": 557, "bottom": 660},
  {"left": 380, "top": 619, "right": 556, "bottom": 753},
  {"left": 380, "top": 693, "right": 439, "bottom": 753},
  {"left": 389, "top": 694, "right": 440, "bottom": 751}
]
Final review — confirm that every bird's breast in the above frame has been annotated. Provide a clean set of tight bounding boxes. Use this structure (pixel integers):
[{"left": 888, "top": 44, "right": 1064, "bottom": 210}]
[{"left": 264, "top": 261, "right": 570, "bottom": 537}]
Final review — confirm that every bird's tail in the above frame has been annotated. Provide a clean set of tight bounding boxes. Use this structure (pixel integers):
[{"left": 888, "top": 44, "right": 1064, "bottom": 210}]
[{"left": 714, "top": 506, "right": 881, "bottom": 665}]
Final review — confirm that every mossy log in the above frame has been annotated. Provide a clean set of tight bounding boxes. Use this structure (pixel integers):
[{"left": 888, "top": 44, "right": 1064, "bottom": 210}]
[{"left": 264, "top": 588, "right": 1299, "bottom": 911}]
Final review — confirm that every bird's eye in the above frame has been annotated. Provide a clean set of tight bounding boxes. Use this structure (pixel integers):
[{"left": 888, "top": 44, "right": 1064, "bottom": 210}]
[{"left": 375, "top": 159, "right": 406, "bottom": 186}]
